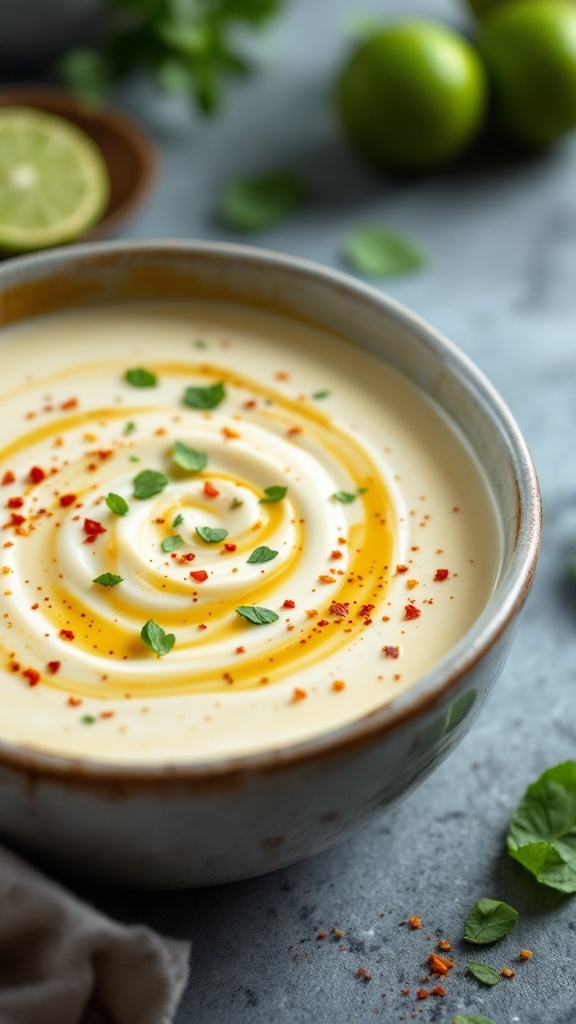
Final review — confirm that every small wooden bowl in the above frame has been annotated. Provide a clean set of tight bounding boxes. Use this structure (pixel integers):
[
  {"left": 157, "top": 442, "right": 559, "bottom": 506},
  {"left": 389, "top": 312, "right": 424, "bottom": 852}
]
[{"left": 0, "top": 85, "right": 156, "bottom": 240}]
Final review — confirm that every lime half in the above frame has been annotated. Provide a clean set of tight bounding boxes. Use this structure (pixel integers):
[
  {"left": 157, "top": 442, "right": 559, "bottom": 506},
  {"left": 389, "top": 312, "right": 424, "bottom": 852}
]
[{"left": 0, "top": 107, "right": 109, "bottom": 252}]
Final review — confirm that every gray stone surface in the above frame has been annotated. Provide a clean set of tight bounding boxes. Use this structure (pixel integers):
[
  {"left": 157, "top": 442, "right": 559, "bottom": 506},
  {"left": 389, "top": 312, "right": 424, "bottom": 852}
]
[{"left": 47, "top": 0, "right": 576, "bottom": 1020}]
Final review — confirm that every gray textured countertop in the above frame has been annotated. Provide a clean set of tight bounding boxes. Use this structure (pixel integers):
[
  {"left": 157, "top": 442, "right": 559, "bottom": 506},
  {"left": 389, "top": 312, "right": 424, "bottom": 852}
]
[{"left": 36, "top": 0, "right": 576, "bottom": 1020}]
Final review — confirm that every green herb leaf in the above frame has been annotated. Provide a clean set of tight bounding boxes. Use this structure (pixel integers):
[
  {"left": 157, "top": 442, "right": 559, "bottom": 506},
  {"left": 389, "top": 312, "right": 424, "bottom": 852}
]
[
  {"left": 312, "top": 390, "right": 330, "bottom": 399},
  {"left": 81, "top": 714, "right": 97, "bottom": 725},
  {"left": 219, "top": 172, "right": 306, "bottom": 232},
  {"left": 453, "top": 1016, "right": 495, "bottom": 1024},
  {"left": 193, "top": 339, "right": 207, "bottom": 349},
  {"left": 161, "top": 534, "right": 183, "bottom": 553},
  {"left": 133, "top": 470, "right": 169, "bottom": 500},
  {"left": 236, "top": 605, "right": 279, "bottom": 625},
  {"left": 172, "top": 440, "right": 208, "bottom": 473},
  {"left": 141, "top": 619, "right": 175, "bottom": 657},
  {"left": 183, "top": 381, "right": 225, "bottom": 410},
  {"left": 172, "top": 513, "right": 184, "bottom": 527},
  {"left": 129, "top": 456, "right": 140, "bottom": 462},
  {"left": 93, "top": 572, "right": 123, "bottom": 587},
  {"left": 125, "top": 367, "right": 157, "bottom": 387},
  {"left": 105, "top": 492, "right": 129, "bottom": 516},
  {"left": 344, "top": 225, "right": 427, "bottom": 278},
  {"left": 507, "top": 760, "right": 576, "bottom": 893},
  {"left": 247, "top": 545, "right": 278, "bottom": 564},
  {"left": 467, "top": 963, "right": 501, "bottom": 987},
  {"left": 259, "top": 485, "right": 287, "bottom": 503},
  {"left": 332, "top": 490, "right": 357, "bottom": 503},
  {"left": 196, "top": 526, "right": 228, "bottom": 543},
  {"left": 463, "top": 899, "right": 519, "bottom": 945},
  {"left": 230, "top": 497, "right": 243, "bottom": 509},
  {"left": 123, "top": 420, "right": 136, "bottom": 435}
]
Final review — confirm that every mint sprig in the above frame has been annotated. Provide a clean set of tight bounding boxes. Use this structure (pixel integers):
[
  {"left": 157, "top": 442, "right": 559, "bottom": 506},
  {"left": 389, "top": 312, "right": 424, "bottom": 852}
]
[
  {"left": 125, "top": 367, "right": 157, "bottom": 387},
  {"left": 172, "top": 441, "right": 207, "bottom": 473},
  {"left": 463, "top": 899, "right": 518, "bottom": 944},
  {"left": 141, "top": 619, "right": 175, "bottom": 657},
  {"left": 196, "top": 526, "right": 228, "bottom": 543},
  {"left": 247, "top": 545, "right": 278, "bottom": 564},
  {"left": 236, "top": 605, "right": 279, "bottom": 625},
  {"left": 183, "top": 381, "right": 225, "bottom": 410},
  {"left": 133, "top": 470, "right": 169, "bottom": 499},
  {"left": 106, "top": 492, "right": 129, "bottom": 516},
  {"left": 507, "top": 760, "right": 576, "bottom": 893}
]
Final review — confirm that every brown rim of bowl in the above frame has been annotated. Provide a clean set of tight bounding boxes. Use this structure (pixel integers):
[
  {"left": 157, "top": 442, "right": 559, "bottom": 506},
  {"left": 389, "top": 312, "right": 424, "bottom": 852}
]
[
  {"left": 0, "top": 239, "right": 542, "bottom": 784},
  {"left": 0, "top": 85, "right": 156, "bottom": 240}
]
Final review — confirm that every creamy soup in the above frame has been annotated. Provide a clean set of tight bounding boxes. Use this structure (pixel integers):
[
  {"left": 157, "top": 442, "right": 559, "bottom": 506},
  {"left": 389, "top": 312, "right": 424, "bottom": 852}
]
[{"left": 0, "top": 302, "right": 501, "bottom": 763}]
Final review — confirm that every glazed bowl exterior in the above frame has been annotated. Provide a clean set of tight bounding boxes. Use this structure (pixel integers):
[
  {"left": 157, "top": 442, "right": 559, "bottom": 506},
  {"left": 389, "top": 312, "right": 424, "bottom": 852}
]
[{"left": 0, "top": 241, "right": 541, "bottom": 887}]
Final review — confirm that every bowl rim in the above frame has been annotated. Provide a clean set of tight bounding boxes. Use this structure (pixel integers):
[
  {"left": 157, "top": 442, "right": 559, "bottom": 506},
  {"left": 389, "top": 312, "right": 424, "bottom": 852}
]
[{"left": 0, "top": 238, "right": 542, "bottom": 783}]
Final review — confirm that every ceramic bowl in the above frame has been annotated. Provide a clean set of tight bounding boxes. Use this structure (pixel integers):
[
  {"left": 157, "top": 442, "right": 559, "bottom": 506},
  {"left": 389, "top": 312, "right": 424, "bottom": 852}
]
[{"left": 0, "top": 241, "right": 541, "bottom": 887}]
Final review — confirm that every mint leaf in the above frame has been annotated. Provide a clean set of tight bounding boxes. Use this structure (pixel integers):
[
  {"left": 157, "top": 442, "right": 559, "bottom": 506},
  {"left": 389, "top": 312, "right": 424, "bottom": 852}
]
[
  {"left": 312, "top": 390, "right": 330, "bottom": 399},
  {"left": 236, "top": 605, "right": 279, "bottom": 625},
  {"left": 259, "top": 485, "right": 287, "bottom": 503},
  {"left": 93, "top": 572, "right": 123, "bottom": 587},
  {"left": 463, "top": 899, "right": 518, "bottom": 944},
  {"left": 196, "top": 526, "right": 228, "bottom": 543},
  {"left": 247, "top": 545, "right": 278, "bottom": 564},
  {"left": 183, "top": 381, "right": 225, "bottom": 410},
  {"left": 172, "top": 513, "right": 184, "bottom": 527},
  {"left": 125, "top": 367, "right": 157, "bottom": 387},
  {"left": 123, "top": 420, "right": 136, "bottom": 435},
  {"left": 141, "top": 619, "right": 175, "bottom": 656},
  {"left": 332, "top": 490, "right": 357, "bottom": 503},
  {"left": 81, "top": 714, "right": 97, "bottom": 725},
  {"left": 467, "top": 963, "right": 501, "bottom": 987},
  {"left": 453, "top": 1016, "right": 495, "bottom": 1024},
  {"left": 133, "top": 470, "right": 168, "bottom": 499},
  {"left": 344, "top": 226, "right": 427, "bottom": 278},
  {"left": 219, "top": 172, "right": 306, "bottom": 232},
  {"left": 172, "top": 440, "right": 207, "bottom": 473},
  {"left": 161, "top": 534, "right": 183, "bottom": 553},
  {"left": 507, "top": 760, "right": 576, "bottom": 893},
  {"left": 105, "top": 492, "right": 129, "bottom": 516}
]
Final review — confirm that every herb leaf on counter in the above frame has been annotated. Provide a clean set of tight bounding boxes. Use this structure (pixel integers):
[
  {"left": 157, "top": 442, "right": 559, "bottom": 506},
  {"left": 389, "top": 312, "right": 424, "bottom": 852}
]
[
  {"left": 183, "top": 381, "right": 225, "bottom": 410},
  {"left": 133, "top": 470, "right": 169, "bottom": 499},
  {"left": 247, "top": 545, "right": 278, "bottom": 564},
  {"left": 467, "top": 963, "right": 501, "bottom": 987},
  {"left": 453, "top": 1016, "right": 495, "bottom": 1024},
  {"left": 196, "top": 526, "right": 228, "bottom": 543},
  {"left": 93, "top": 572, "right": 123, "bottom": 587},
  {"left": 106, "top": 492, "right": 129, "bottom": 516},
  {"left": 125, "top": 367, "right": 157, "bottom": 387},
  {"left": 463, "top": 898, "right": 519, "bottom": 945},
  {"left": 259, "top": 485, "right": 287, "bottom": 503},
  {"left": 219, "top": 172, "right": 306, "bottom": 232},
  {"left": 141, "top": 619, "right": 175, "bottom": 657},
  {"left": 507, "top": 760, "right": 576, "bottom": 893},
  {"left": 344, "top": 225, "right": 427, "bottom": 278},
  {"left": 236, "top": 605, "right": 279, "bottom": 625},
  {"left": 172, "top": 441, "right": 208, "bottom": 473}
]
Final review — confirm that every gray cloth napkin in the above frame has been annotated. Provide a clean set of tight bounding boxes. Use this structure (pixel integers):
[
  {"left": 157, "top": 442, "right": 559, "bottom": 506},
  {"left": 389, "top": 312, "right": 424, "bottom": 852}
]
[{"left": 0, "top": 844, "right": 190, "bottom": 1024}]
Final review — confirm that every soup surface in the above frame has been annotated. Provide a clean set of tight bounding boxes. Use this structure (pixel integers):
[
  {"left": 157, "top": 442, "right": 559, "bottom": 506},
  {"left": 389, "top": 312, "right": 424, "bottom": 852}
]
[{"left": 0, "top": 301, "right": 501, "bottom": 763}]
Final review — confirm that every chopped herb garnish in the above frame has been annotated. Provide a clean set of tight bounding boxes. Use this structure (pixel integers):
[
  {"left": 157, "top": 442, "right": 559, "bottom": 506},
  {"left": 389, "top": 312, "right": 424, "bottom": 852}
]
[
  {"left": 81, "top": 715, "right": 97, "bottom": 725},
  {"left": 93, "top": 572, "right": 123, "bottom": 587},
  {"left": 172, "top": 513, "right": 184, "bottom": 527},
  {"left": 141, "top": 619, "right": 175, "bottom": 657},
  {"left": 193, "top": 339, "right": 207, "bottom": 348},
  {"left": 133, "top": 469, "right": 169, "bottom": 499},
  {"left": 129, "top": 456, "right": 140, "bottom": 462},
  {"left": 453, "top": 1016, "right": 495, "bottom": 1024},
  {"left": 183, "top": 381, "right": 225, "bottom": 410},
  {"left": 312, "top": 390, "right": 330, "bottom": 399},
  {"left": 463, "top": 899, "right": 519, "bottom": 945},
  {"left": 467, "top": 963, "right": 502, "bottom": 987},
  {"left": 125, "top": 367, "right": 157, "bottom": 387},
  {"left": 259, "top": 485, "right": 287, "bottom": 503},
  {"left": 230, "top": 497, "right": 243, "bottom": 510},
  {"left": 218, "top": 171, "right": 306, "bottom": 232},
  {"left": 332, "top": 490, "right": 358, "bottom": 503},
  {"left": 172, "top": 440, "right": 208, "bottom": 473},
  {"left": 507, "top": 759, "right": 576, "bottom": 893},
  {"left": 236, "top": 605, "right": 280, "bottom": 625},
  {"left": 123, "top": 420, "right": 136, "bottom": 435},
  {"left": 105, "top": 492, "right": 129, "bottom": 516},
  {"left": 161, "top": 534, "right": 183, "bottom": 553},
  {"left": 196, "top": 525, "right": 228, "bottom": 543},
  {"left": 344, "top": 225, "right": 427, "bottom": 278},
  {"left": 247, "top": 545, "right": 278, "bottom": 564}
]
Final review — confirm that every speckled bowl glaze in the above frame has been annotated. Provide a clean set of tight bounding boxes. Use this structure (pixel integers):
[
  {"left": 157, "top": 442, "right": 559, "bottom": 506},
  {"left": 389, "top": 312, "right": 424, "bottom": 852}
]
[{"left": 0, "top": 241, "right": 541, "bottom": 887}]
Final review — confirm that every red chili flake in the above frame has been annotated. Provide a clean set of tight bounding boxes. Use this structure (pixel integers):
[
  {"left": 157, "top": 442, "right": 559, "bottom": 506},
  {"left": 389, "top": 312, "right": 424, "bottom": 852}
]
[
  {"left": 59, "top": 494, "right": 76, "bottom": 507},
  {"left": 1, "top": 471, "right": 15, "bottom": 486},
  {"left": 97, "top": 450, "right": 113, "bottom": 460},
  {"left": 59, "top": 629, "right": 75, "bottom": 641},
  {"left": 408, "top": 916, "right": 422, "bottom": 929},
  {"left": 83, "top": 518, "right": 106, "bottom": 536},
  {"left": 330, "top": 549, "right": 343, "bottom": 560},
  {"left": 501, "top": 967, "right": 515, "bottom": 979},
  {"left": 287, "top": 426, "right": 302, "bottom": 436},
  {"left": 29, "top": 466, "right": 45, "bottom": 484},
  {"left": 198, "top": 624, "right": 207, "bottom": 630},
  {"left": 7, "top": 497, "right": 23, "bottom": 509},
  {"left": 383, "top": 645, "right": 400, "bottom": 659},
  {"left": 430, "top": 986, "right": 446, "bottom": 997},
  {"left": 22, "top": 668, "right": 40, "bottom": 687},
  {"left": 416, "top": 990, "right": 429, "bottom": 1001},
  {"left": 329, "top": 601, "right": 350, "bottom": 617},
  {"left": 180, "top": 553, "right": 196, "bottom": 562},
  {"left": 236, "top": 646, "right": 245, "bottom": 654},
  {"left": 67, "top": 696, "right": 82, "bottom": 707},
  {"left": 428, "top": 953, "right": 455, "bottom": 975},
  {"left": 46, "top": 661, "right": 61, "bottom": 674},
  {"left": 359, "top": 604, "right": 375, "bottom": 619},
  {"left": 190, "top": 570, "right": 208, "bottom": 583},
  {"left": 203, "top": 481, "right": 219, "bottom": 498},
  {"left": 222, "top": 426, "right": 240, "bottom": 440},
  {"left": 8, "top": 513, "right": 25, "bottom": 527},
  {"left": 317, "top": 619, "right": 329, "bottom": 627},
  {"left": 404, "top": 605, "right": 421, "bottom": 620},
  {"left": 243, "top": 399, "right": 257, "bottom": 409},
  {"left": 332, "top": 680, "right": 346, "bottom": 692},
  {"left": 293, "top": 687, "right": 307, "bottom": 702},
  {"left": 396, "top": 564, "right": 409, "bottom": 574},
  {"left": 283, "top": 599, "right": 296, "bottom": 609},
  {"left": 8, "top": 661, "right": 20, "bottom": 672},
  {"left": 318, "top": 574, "right": 335, "bottom": 584},
  {"left": 434, "top": 568, "right": 449, "bottom": 581},
  {"left": 60, "top": 398, "right": 78, "bottom": 410},
  {"left": 224, "top": 543, "right": 237, "bottom": 552},
  {"left": 100, "top": 710, "right": 115, "bottom": 719},
  {"left": 31, "top": 603, "right": 39, "bottom": 610},
  {"left": 356, "top": 968, "right": 371, "bottom": 981}
]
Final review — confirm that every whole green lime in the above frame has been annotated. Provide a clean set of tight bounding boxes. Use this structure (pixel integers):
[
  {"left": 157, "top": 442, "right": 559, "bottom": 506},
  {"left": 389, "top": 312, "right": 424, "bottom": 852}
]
[
  {"left": 336, "top": 20, "right": 487, "bottom": 173},
  {"left": 479, "top": 0, "right": 576, "bottom": 145}
]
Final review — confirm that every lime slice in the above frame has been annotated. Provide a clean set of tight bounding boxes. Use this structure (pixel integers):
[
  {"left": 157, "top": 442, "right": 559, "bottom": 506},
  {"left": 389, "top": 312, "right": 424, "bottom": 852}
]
[{"left": 0, "top": 106, "right": 110, "bottom": 252}]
